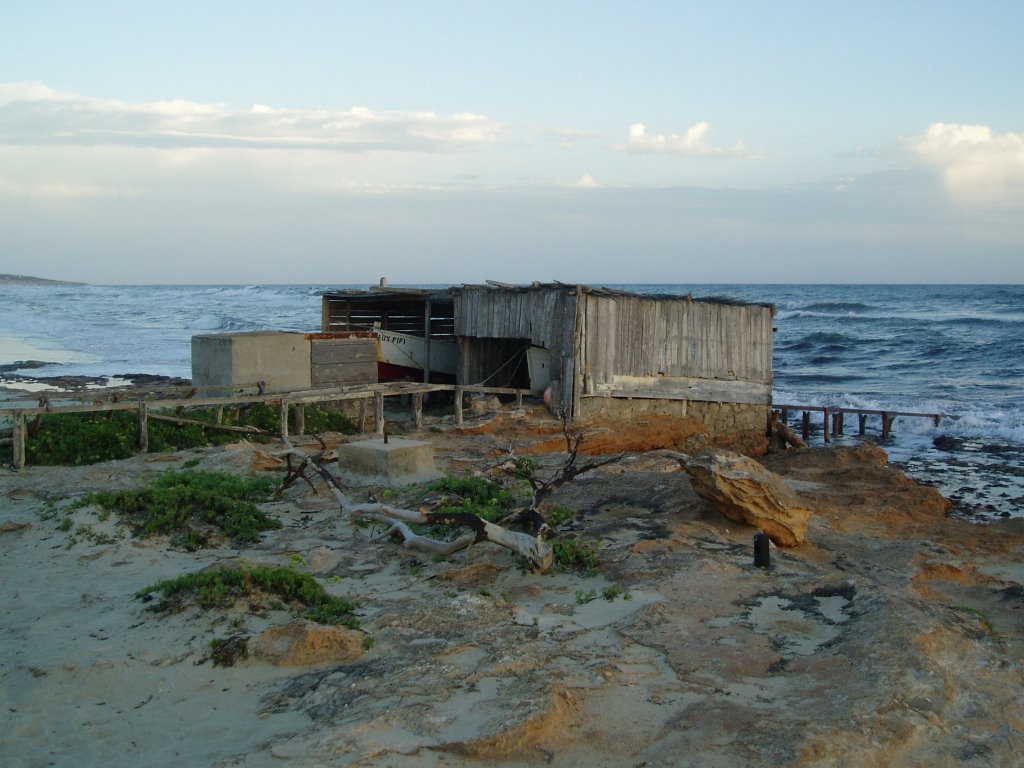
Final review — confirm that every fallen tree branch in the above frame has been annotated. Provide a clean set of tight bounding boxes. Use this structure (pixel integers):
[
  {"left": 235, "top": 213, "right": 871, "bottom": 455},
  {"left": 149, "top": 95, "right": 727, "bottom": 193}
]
[{"left": 278, "top": 442, "right": 553, "bottom": 570}]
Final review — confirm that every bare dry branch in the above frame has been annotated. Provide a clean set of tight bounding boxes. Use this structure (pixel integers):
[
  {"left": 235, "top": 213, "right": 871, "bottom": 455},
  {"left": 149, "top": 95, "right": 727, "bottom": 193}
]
[{"left": 277, "top": 442, "right": 553, "bottom": 570}]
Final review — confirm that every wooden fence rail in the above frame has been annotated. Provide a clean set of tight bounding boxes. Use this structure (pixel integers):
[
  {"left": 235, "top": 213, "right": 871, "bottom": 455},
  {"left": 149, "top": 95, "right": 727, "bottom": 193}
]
[{"left": 2, "top": 381, "right": 535, "bottom": 470}]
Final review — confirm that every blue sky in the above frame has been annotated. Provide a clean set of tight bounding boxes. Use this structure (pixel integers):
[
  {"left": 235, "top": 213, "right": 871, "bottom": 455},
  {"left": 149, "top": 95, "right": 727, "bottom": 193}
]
[{"left": 1, "top": 1, "right": 1022, "bottom": 284}]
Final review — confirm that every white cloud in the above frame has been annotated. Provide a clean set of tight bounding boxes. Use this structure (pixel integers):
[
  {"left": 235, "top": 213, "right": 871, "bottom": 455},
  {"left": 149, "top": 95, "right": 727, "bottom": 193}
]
[
  {"left": 906, "top": 122, "right": 1024, "bottom": 208},
  {"left": 616, "top": 121, "right": 748, "bottom": 158},
  {"left": 575, "top": 174, "right": 599, "bottom": 188},
  {"left": 0, "top": 82, "right": 503, "bottom": 152}
]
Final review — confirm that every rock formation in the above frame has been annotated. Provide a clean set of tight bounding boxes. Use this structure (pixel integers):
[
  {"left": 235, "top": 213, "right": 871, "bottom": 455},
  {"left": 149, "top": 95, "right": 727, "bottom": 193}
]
[
  {"left": 250, "top": 620, "right": 365, "bottom": 666},
  {"left": 680, "top": 449, "right": 813, "bottom": 546}
]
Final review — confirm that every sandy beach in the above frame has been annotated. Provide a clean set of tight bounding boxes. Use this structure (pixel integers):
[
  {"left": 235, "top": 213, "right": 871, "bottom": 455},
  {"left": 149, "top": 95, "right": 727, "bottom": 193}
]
[{"left": 2, "top": 405, "right": 1023, "bottom": 767}]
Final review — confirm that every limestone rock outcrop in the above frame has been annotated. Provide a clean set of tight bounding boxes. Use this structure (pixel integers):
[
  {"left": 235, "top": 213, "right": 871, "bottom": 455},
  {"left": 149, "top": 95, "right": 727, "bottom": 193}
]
[
  {"left": 250, "top": 620, "right": 365, "bottom": 666},
  {"left": 680, "top": 450, "right": 813, "bottom": 546}
]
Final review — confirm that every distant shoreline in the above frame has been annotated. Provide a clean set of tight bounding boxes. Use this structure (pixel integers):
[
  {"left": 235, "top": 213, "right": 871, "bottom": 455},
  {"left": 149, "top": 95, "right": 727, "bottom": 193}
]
[{"left": 0, "top": 274, "right": 86, "bottom": 286}]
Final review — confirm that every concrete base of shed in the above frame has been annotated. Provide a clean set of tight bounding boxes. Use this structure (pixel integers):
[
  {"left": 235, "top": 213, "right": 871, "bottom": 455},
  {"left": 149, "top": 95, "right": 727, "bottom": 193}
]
[{"left": 335, "top": 437, "right": 442, "bottom": 487}]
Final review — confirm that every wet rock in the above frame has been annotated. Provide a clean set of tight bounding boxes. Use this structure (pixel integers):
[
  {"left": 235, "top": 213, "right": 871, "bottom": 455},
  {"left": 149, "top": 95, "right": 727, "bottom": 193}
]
[
  {"left": 933, "top": 435, "right": 964, "bottom": 451},
  {"left": 680, "top": 450, "right": 812, "bottom": 546}
]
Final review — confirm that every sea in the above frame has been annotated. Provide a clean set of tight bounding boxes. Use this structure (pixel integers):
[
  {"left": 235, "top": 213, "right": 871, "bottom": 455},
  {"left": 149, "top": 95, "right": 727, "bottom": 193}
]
[{"left": 2, "top": 282, "right": 1022, "bottom": 520}]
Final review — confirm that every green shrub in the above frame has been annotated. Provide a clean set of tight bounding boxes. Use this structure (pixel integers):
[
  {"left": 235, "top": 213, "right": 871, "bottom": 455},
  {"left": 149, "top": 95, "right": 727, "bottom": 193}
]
[
  {"left": 425, "top": 475, "right": 520, "bottom": 523},
  {"left": 137, "top": 564, "right": 359, "bottom": 629},
  {"left": 22, "top": 412, "right": 137, "bottom": 465},
  {"left": 82, "top": 470, "right": 279, "bottom": 550},
  {"left": 553, "top": 538, "right": 600, "bottom": 576},
  {"left": 547, "top": 504, "right": 576, "bottom": 526},
  {"left": 6, "top": 403, "right": 355, "bottom": 467}
]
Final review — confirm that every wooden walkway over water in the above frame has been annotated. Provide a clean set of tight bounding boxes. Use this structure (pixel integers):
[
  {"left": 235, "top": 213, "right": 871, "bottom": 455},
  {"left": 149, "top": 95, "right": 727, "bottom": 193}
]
[{"left": 774, "top": 403, "right": 946, "bottom": 444}]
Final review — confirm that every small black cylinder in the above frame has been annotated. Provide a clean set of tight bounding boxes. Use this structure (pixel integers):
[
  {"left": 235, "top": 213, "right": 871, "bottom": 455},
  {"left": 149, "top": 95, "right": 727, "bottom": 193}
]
[{"left": 753, "top": 532, "right": 770, "bottom": 568}]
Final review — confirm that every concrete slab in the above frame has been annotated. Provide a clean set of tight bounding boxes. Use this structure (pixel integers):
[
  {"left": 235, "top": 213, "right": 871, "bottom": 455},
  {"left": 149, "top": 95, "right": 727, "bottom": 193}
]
[{"left": 335, "top": 437, "right": 443, "bottom": 487}]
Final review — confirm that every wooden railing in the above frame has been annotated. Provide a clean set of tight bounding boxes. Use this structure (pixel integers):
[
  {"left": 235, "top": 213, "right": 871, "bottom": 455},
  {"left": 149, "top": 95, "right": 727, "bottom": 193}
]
[
  {"left": 773, "top": 404, "right": 947, "bottom": 444},
  {"left": 1, "top": 381, "right": 535, "bottom": 470}
]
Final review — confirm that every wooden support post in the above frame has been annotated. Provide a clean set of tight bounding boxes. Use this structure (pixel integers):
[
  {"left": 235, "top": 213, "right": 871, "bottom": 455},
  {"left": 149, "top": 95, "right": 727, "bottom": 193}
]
[
  {"left": 12, "top": 411, "right": 26, "bottom": 470},
  {"left": 454, "top": 386, "right": 464, "bottom": 426},
  {"left": 358, "top": 398, "right": 367, "bottom": 434},
  {"left": 516, "top": 390, "right": 523, "bottom": 408},
  {"left": 293, "top": 404, "right": 305, "bottom": 436},
  {"left": 215, "top": 405, "right": 224, "bottom": 424},
  {"left": 781, "top": 407, "right": 789, "bottom": 423},
  {"left": 374, "top": 392, "right": 385, "bottom": 435},
  {"left": 835, "top": 411, "right": 845, "bottom": 436},
  {"left": 29, "top": 397, "right": 46, "bottom": 436},
  {"left": 858, "top": 414, "right": 868, "bottom": 435},
  {"left": 822, "top": 408, "right": 831, "bottom": 443},
  {"left": 137, "top": 403, "right": 149, "bottom": 453},
  {"left": 279, "top": 400, "right": 290, "bottom": 440},
  {"left": 881, "top": 412, "right": 892, "bottom": 438},
  {"left": 801, "top": 412, "right": 811, "bottom": 442},
  {"left": 413, "top": 392, "right": 423, "bottom": 430}
]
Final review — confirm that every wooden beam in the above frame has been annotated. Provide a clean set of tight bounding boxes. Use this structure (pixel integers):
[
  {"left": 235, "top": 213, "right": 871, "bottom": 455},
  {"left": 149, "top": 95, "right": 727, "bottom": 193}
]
[
  {"left": 138, "top": 403, "right": 149, "bottom": 453},
  {"left": 279, "top": 400, "right": 289, "bottom": 440},
  {"left": 598, "top": 375, "right": 772, "bottom": 405},
  {"left": 374, "top": 392, "right": 385, "bottom": 434},
  {"left": 12, "top": 411, "right": 26, "bottom": 470}
]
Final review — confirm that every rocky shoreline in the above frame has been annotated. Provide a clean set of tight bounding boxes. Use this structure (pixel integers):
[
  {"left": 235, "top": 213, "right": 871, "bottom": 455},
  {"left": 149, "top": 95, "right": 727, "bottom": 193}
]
[{"left": 2, "top": 406, "right": 1022, "bottom": 767}]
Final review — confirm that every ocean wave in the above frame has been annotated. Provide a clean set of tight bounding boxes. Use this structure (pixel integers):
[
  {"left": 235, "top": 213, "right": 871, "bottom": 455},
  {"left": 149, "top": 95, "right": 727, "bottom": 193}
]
[
  {"left": 799, "top": 301, "right": 874, "bottom": 313},
  {"left": 187, "top": 316, "right": 263, "bottom": 332}
]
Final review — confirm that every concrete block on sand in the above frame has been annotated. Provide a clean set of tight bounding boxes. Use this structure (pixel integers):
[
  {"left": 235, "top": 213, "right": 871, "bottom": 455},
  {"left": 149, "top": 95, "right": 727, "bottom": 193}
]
[{"left": 335, "top": 437, "right": 442, "bottom": 487}]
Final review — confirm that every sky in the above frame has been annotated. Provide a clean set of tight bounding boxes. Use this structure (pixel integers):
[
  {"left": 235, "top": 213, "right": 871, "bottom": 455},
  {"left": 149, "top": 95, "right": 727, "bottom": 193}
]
[{"left": 1, "top": 0, "right": 1023, "bottom": 285}]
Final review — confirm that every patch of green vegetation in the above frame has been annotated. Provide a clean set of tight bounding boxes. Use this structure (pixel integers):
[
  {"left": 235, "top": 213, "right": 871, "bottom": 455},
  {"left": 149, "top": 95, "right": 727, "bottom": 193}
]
[
  {"left": 17, "top": 412, "right": 138, "bottom": 465},
  {"left": 58, "top": 516, "right": 74, "bottom": 532},
  {"left": 425, "top": 475, "right": 520, "bottom": 523},
  {"left": 81, "top": 470, "right": 280, "bottom": 550},
  {"left": 602, "top": 584, "right": 622, "bottom": 601},
  {"left": 137, "top": 564, "right": 360, "bottom": 629},
  {"left": 181, "top": 457, "right": 202, "bottom": 469},
  {"left": 510, "top": 457, "right": 539, "bottom": 480},
  {"left": 547, "top": 504, "right": 576, "bottom": 527},
  {"left": 295, "top": 405, "right": 356, "bottom": 435},
  {"left": 575, "top": 589, "right": 598, "bottom": 605},
  {"left": 3, "top": 404, "right": 355, "bottom": 467},
  {"left": 553, "top": 538, "right": 601, "bottom": 576}
]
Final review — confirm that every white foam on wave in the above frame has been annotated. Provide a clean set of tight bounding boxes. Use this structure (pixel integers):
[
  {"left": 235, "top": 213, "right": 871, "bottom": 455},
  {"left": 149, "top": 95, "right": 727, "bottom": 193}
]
[{"left": 773, "top": 388, "right": 1024, "bottom": 446}]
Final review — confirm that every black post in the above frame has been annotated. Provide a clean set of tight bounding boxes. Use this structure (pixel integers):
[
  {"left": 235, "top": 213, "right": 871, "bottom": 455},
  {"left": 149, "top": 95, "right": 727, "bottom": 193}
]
[{"left": 753, "top": 532, "right": 770, "bottom": 568}]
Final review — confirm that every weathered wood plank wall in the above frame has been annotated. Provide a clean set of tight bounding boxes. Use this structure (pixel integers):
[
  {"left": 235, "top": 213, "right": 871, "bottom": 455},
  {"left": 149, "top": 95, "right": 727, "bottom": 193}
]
[
  {"left": 453, "top": 286, "right": 579, "bottom": 412},
  {"left": 581, "top": 294, "right": 774, "bottom": 386},
  {"left": 310, "top": 338, "right": 377, "bottom": 387}
]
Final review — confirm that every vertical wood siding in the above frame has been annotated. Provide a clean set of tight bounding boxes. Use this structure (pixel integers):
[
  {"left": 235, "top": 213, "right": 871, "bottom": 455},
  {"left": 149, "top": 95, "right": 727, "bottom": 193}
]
[{"left": 581, "top": 295, "right": 773, "bottom": 385}]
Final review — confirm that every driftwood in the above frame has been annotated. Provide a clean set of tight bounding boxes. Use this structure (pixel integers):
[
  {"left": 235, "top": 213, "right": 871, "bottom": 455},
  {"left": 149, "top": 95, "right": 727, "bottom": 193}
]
[
  {"left": 770, "top": 411, "right": 807, "bottom": 449},
  {"left": 278, "top": 442, "right": 553, "bottom": 570}
]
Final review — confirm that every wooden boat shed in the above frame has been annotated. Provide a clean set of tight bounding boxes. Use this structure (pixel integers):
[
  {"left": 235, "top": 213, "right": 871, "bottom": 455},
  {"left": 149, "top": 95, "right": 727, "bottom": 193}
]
[{"left": 322, "top": 282, "right": 776, "bottom": 432}]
